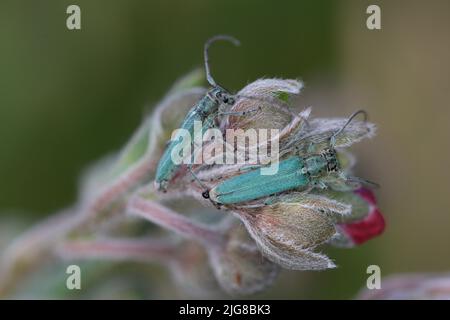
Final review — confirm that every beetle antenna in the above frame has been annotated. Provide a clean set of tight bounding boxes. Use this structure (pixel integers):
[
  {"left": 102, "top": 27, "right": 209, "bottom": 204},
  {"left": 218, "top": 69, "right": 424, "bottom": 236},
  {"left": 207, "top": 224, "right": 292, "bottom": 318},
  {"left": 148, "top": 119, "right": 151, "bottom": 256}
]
[
  {"left": 330, "top": 109, "right": 368, "bottom": 147},
  {"left": 204, "top": 35, "right": 240, "bottom": 87},
  {"left": 187, "top": 166, "right": 210, "bottom": 198}
]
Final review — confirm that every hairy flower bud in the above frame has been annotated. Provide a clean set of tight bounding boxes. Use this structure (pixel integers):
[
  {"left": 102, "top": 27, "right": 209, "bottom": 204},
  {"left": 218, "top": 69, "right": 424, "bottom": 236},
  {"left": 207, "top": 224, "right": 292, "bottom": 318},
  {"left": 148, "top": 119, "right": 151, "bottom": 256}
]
[
  {"left": 337, "top": 188, "right": 385, "bottom": 246},
  {"left": 235, "top": 192, "right": 352, "bottom": 270},
  {"left": 224, "top": 78, "right": 303, "bottom": 131},
  {"left": 171, "top": 241, "right": 221, "bottom": 298},
  {"left": 209, "top": 219, "right": 279, "bottom": 295},
  {"left": 317, "top": 188, "right": 385, "bottom": 247}
]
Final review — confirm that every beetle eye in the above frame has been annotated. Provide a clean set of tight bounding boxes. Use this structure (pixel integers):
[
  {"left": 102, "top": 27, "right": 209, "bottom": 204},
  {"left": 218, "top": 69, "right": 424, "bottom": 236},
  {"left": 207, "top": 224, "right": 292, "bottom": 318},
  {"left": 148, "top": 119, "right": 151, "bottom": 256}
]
[{"left": 202, "top": 191, "right": 210, "bottom": 199}]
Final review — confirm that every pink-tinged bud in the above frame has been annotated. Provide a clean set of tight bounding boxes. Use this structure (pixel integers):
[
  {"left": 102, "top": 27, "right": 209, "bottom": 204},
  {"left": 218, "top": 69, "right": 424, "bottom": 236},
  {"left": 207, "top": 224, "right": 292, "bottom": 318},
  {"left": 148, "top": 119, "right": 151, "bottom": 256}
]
[
  {"left": 171, "top": 241, "right": 221, "bottom": 298},
  {"left": 337, "top": 188, "right": 385, "bottom": 246},
  {"left": 235, "top": 193, "right": 352, "bottom": 270},
  {"left": 223, "top": 78, "right": 303, "bottom": 131},
  {"left": 209, "top": 220, "right": 279, "bottom": 295}
]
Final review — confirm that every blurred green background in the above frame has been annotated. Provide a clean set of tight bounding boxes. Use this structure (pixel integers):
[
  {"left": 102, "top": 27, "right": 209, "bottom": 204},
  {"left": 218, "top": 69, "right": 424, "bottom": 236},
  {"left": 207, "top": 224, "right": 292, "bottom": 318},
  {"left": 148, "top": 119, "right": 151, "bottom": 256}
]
[{"left": 1, "top": 0, "right": 450, "bottom": 299}]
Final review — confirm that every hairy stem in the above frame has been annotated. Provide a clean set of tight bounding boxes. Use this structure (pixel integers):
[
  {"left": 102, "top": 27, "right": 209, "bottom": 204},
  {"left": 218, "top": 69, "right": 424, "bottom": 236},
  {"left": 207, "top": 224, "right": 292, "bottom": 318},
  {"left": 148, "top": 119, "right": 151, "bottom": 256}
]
[
  {"left": 82, "top": 154, "right": 158, "bottom": 220},
  {"left": 0, "top": 208, "right": 82, "bottom": 297},
  {"left": 128, "top": 195, "right": 224, "bottom": 248},
  {"left": 0, "top": 152, "right": 158, "bottom": 297},
  {"left": 57, "top": 238, "right": 178, "bottom": 265}
]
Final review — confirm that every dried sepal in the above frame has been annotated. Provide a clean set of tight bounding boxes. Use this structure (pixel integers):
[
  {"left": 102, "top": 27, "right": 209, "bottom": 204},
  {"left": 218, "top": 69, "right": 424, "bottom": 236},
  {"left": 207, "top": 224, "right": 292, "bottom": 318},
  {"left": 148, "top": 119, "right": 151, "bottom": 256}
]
[
  {"left": 314, "top": 189, "right": 370, "bottom": 223},
  {"left": 283, "top": 117, "right": 376, "bottom": 156}
]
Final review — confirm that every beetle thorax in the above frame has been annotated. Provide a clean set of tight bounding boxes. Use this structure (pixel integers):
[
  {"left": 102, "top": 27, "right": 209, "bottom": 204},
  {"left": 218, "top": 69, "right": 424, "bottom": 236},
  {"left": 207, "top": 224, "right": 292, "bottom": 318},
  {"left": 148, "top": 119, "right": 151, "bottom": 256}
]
[
  {"left": 321, "top": 148, "right": 339, "bottom": 173},
  {"left": 304, "top": 155, "right": 328, "bottom": 178},
  {"left": 303, "top": 148, "right": 340, "bottom": 178},
  {"left": 207, "top": 86, "right": 235, "bottom": 106}
]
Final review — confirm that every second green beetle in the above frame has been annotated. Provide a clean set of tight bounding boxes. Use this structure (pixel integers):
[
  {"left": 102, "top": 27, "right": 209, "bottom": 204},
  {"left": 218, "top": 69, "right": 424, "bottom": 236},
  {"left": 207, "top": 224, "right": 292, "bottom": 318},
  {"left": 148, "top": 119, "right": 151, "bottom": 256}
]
[{"left": 204, "top": 110, "right": 377, "bottom": 206}]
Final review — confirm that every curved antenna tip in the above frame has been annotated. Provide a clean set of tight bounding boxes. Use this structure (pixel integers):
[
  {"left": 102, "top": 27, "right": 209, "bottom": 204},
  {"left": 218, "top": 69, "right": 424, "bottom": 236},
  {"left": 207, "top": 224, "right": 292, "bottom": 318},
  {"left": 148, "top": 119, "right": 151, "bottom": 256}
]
[
  {"left": 207, "top": 34, "right": 241, "bottom": 47},
  {"left": 351, "top": 109, "right": 368, "bottom": 122},
  {"left": 204, "top": 35, "right": 241, "bottom": 87},
  {"left": 330, "top": 109, "right": 369, "bottom": 145}
]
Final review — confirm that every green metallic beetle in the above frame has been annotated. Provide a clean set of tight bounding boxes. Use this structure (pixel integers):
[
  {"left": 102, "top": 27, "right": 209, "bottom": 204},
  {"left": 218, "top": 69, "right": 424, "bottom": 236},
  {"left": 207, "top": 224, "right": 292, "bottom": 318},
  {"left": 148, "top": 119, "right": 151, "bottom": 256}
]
[
  {"left": 155, "top": 35, "right": 293, "bottom": 192},
  {"left": 155, "top": 35, "right": 240, "bottom": 192},
  {"left": 202, "top": 110, "right": 377, "bottom": 206}
]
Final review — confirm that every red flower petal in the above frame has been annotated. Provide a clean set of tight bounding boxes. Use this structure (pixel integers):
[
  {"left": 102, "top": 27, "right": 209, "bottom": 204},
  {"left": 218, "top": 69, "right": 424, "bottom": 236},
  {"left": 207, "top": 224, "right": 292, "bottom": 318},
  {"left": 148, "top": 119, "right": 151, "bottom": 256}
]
[
  {"left": 338, "top": 188, "right": 386, "bottom": 245},
  {"left": 354, "top": 188, "right": 377, "bottom": 206},
  {"left": 340, "top": 209, "right": 385, "bottom": 245}
]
